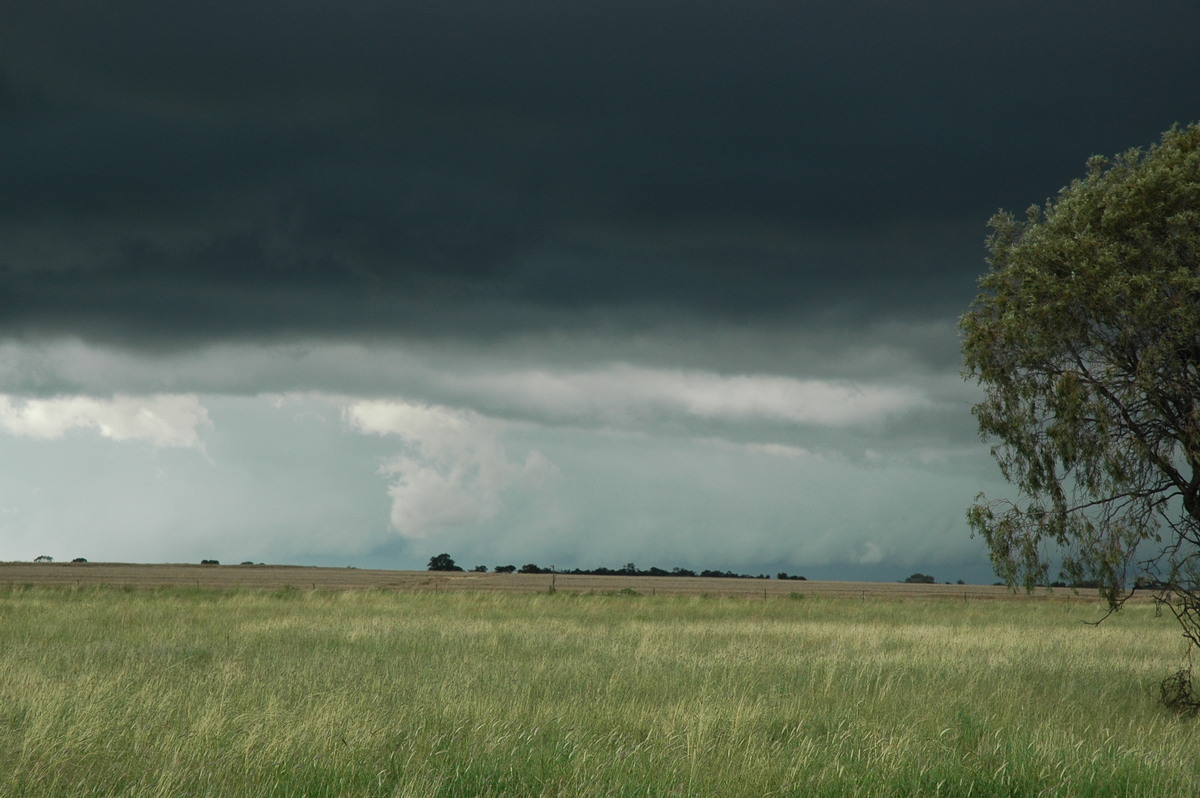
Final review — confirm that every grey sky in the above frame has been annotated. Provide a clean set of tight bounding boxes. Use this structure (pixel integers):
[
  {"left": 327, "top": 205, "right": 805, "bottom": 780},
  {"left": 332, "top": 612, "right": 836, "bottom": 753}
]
[{"left": 1, "top": 1, "right": 1197, "bottom": 579}]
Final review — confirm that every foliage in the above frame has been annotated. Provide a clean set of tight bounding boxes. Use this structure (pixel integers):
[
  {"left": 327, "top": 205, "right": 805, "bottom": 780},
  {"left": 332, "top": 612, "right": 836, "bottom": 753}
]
[
  {"left": 1159, "top": 665, "right": 1200, "bottom": 716},
  {"left": 904, "top": 573, "right": 936, "bottom": 584},
  {"left": 961, "top": 123, "right": 1200, "bottom": 636},
  {"left": 427, "top": 553, "right": 463, "bottom": 572},
  {"left": 438, "top": 559, "right": 795, "bottom": 579},
  {"left": 34, "top": 555, "right": 53, "bottom": 562}
]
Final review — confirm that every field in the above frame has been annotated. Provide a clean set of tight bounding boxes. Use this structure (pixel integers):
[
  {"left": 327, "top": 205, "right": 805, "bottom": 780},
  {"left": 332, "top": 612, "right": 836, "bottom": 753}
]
[
  {"left": 1, "top": 569, "right": 1197, "bottom": 796},
  {"left": 2, "top": 561, "right": 1046, "bottom": 600}
]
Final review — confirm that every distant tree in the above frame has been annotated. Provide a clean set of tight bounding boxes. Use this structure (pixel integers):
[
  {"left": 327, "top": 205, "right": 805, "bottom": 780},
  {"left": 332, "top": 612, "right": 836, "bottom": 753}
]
[
  {"left": 427, "top": 553, "right": 463, "bottom": 572},
  {"left": 71, "top": 557, "right": 87, "bottom": 563},
  {"left": 34, "top": 555, "right": 53, "bottom": 562},
  {"left": 903, "top": 573, "right": 935, "bottom": 584},
  {"left": 494, "top": 564, "right": 517, "bottom": 574},
  {"left": 518, "top": 563, "right": 548, "bottom": 574},
  {"left": 472, "top": 565, "right": 487, "bottom": 573},
  {"left": 201, "top": 559, "right": 220, "bottom": 565}
]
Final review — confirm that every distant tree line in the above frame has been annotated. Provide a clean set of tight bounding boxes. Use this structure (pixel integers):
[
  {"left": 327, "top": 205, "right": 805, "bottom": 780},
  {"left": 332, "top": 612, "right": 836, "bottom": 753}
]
[
  {"left": 903, "top": 573, "right": 968, "bottom": 585},
  {"left": 427, "top": 554, "right": 801, "bottom": 580}
]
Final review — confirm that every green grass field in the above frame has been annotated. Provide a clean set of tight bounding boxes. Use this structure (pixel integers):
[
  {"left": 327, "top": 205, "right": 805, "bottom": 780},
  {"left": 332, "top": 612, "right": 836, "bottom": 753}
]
[{"left": 1, "top": 585, "right": 1196, "bottom": 796}]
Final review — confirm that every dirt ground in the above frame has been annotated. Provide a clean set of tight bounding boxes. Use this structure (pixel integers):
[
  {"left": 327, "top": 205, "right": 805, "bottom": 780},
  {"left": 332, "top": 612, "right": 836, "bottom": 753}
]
[{"left": 0, "top": 561, "right": 1101, "bottom": 602}]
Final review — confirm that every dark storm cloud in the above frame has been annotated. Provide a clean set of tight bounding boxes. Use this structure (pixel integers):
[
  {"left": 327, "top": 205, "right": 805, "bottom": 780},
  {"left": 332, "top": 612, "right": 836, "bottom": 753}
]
[{"left": 2, "top": 0, "right": 1198, "bottom": 347}]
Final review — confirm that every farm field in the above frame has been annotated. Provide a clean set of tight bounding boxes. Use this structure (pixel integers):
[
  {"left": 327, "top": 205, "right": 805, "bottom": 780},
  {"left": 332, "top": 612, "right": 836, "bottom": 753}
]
[
  {"left": 1, "top": 561, "right": 1061, "bottom": 600},
  {"left": 1, "top": 582, "right": 1197, "bottom": 796}
]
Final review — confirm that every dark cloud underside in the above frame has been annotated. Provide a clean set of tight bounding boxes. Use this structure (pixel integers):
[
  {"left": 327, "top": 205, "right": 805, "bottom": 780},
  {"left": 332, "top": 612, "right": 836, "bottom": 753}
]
[{"left": 2, "top": 1, "right": 1198, "bottom": 346}]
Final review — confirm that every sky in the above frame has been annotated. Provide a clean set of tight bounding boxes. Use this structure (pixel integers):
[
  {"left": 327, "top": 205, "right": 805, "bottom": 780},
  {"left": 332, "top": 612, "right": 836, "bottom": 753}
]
[{"left": 1, "top": 1, "right": 1197, "bottom": 581}]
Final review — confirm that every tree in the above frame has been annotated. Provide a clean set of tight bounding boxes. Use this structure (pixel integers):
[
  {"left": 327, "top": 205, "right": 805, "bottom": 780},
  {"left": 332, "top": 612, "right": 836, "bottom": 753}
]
[
  {"left": 903, "top": 573, "right": 935, "bottom": 584},
  {"left": 427, "top": 553, "right": 463, "bottom": 572},
  {"left": 961, "top": 123, "right": 1200, "bottom": 683}
]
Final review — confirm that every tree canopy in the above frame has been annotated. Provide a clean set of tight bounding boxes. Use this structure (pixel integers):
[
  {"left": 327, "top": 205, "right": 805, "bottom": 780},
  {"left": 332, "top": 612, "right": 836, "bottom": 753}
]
[
  {"left": 427, "top": 553, "right": 463, "bottom": 572},
  {"left": 961, "top": 123, "right": 1200, "bottom": 634}
]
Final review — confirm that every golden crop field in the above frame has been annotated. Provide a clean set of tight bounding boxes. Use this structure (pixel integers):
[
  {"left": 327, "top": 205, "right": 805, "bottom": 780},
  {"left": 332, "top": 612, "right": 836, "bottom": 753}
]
[{"left": 0, "top": 561, "right": 1094, "bottom": 602}]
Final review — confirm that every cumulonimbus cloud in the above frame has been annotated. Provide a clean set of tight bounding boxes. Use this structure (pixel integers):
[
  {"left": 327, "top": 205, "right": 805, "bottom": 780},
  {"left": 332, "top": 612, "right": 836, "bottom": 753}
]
[
  {"left": 0, "top": 394, "right": 210, "bottom": 449},
  {"left": 345, "top": 399, "right": 553, "bottom": 539}
]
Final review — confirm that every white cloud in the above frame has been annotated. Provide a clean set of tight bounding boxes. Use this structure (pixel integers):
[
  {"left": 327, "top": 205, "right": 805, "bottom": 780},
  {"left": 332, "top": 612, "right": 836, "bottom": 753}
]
[
  {"left": 346, "top": 400, "right": 553, "bottom": 539},
  {"left": 0, "top": 339, "right": 939, "bottom": 434},
  {"left": 0, "top": 394, "right": 210, "bottom": 449},
  {"left": 737, "top": 442, "right": 816, "bottom": 459},
  {"left": 347, "top": 400, "right": 471, "bottom": 450},
  {"left": 445, "top": 364, "right": 928, "bottom": 427},
  {"left": 697, "top": 437, "right": 817, "bottom": 460}
]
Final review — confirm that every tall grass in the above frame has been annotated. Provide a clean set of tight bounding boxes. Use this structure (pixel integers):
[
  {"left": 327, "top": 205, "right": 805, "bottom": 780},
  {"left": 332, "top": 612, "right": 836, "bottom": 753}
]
[{"left": 0, "top": 586, "right": 1195, "bottom": 796}]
